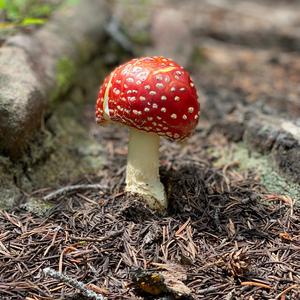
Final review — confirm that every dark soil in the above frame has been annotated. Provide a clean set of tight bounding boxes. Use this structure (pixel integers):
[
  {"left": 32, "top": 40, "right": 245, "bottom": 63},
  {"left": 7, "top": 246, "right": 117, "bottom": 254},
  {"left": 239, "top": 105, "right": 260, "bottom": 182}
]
[{"left": 1, "top": 114, "right": 300, "bottom": 299}]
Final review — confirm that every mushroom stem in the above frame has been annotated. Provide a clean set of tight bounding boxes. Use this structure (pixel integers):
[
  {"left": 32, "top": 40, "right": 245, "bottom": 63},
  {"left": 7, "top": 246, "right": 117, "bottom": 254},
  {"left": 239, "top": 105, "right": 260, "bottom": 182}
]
[{"left": 126, "top": 128, "right": 167, "bottom": 211}]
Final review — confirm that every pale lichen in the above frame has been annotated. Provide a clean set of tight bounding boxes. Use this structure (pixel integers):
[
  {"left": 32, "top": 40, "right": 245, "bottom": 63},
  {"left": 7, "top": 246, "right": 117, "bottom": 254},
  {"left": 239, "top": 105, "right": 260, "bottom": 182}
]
[{"left": 214, "top": 143, "right": 300, "bottom": 200}]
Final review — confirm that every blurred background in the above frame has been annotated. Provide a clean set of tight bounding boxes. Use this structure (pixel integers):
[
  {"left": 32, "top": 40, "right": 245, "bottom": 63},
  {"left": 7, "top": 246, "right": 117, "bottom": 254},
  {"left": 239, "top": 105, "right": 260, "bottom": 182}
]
[{"left": 1, "top": 0, "right": 300, "bottom": 116}]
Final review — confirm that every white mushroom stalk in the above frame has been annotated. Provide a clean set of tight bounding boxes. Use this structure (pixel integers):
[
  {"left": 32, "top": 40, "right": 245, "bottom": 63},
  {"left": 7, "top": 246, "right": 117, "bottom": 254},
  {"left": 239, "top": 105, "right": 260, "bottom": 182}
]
[{"left": 126, "top": 128, "right": 167, "bottom": 211}]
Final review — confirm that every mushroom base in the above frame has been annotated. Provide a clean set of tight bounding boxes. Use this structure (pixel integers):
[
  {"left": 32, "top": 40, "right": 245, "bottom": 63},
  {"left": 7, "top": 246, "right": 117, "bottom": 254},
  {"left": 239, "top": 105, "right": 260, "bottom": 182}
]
[{"left": 125, "top": 128, "right": 167, "bottom": 211}]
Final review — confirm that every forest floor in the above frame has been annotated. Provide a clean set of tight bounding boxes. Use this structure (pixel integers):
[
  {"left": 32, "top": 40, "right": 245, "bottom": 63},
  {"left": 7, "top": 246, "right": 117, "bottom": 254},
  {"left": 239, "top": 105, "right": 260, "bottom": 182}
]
[
  {"left": 1, "top": 0, "right": 300, "bottom": 299},
  {"left": 1, "top": 108, "right": 300, "bottom": 299}
]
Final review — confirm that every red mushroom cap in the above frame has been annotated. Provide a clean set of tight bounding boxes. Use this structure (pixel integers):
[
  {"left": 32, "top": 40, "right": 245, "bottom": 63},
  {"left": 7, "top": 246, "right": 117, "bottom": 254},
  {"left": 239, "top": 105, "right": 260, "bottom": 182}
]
[{"left": 96, "top": 56, "right": 199, "bottom": 140}]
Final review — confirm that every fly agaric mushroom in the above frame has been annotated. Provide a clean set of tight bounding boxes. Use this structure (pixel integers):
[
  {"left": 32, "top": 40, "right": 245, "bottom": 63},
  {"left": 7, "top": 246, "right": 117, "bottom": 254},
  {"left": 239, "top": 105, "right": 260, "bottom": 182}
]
[{"left": 96, "top": 56, "right": 199, "bottom": 211}]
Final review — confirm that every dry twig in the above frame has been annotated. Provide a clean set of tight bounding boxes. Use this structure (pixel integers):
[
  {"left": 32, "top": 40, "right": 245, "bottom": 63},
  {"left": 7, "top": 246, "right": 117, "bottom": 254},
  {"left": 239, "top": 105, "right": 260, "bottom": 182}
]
[
  {"left": 43, "top": 184, "right": 106, "bottom": 201},
  {"left": 43, "top": 267, "right": 105, "bottom": 300}
]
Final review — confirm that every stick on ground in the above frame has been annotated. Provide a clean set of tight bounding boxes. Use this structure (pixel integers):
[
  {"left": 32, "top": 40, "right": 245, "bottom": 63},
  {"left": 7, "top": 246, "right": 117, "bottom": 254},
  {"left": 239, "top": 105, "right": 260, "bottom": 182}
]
[
  {"left": 43, "top": 184, "right": 106, "bottom": 201},
  {"left": 43, "top": 267, "right": 105, "bottom": 300}
]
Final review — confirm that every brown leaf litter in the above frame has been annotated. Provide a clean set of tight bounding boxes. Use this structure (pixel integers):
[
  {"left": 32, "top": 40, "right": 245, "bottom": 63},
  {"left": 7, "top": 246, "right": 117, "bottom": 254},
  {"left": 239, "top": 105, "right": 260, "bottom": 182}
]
[{"left": 1, "top": 123, "right": 300, "bottom": 300}]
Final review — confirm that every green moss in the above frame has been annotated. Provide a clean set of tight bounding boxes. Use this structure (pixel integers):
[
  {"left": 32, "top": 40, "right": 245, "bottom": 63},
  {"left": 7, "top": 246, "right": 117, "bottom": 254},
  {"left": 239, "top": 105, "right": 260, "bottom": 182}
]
[
  {"left": 0, "top": 157, "right": 22, "bottom": 209},
  {"left": 22, "top": 89, "right": 103, "bottom": 190},
  {"left": 130, "top": 31, "right": 151, "bottom": 46},
  {"left": 52, "top": 57, "right": 77, "bottom": 100},
  {"left": 1, "top": 0, "right": 60, "bottom": 25},
  {"left": 191, "top": 47, "right": 207, "bottom": 65},
  {"left": 0, "top": 187, "right": 21, "bottom": 209},
  {"left": 28, "top": 58, "right": 108, "bottom": 193},
  {"left": 0, "top": 83, "right": 104, "bottom": 211},
  {"left": 22, "top": 197, "right": 54, "bottom": 216},
  {"left": 114, "top": 0, "right": 153, "bottom": 48},
  {"left": 214, "top": 143, "right": 300, "bottom": 200}
]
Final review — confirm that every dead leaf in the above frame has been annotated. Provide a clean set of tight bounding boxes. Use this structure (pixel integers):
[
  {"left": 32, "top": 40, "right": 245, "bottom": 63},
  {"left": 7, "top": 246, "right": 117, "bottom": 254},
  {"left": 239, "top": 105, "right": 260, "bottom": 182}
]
[
  {"left": 227, "top": 218, "right": 236, "bottom": 237},
  {"left": 132, "top": 263, "right": 191, "bottom": 297},
  {"left": 162, "top": 271, "right": 191, "bottom": 296},
  {"left": 279, "top": 232, "right": 293, "bottom": 242},
  {"left": 131, "top": 269, "right": 166, "bottom": 295},
  {"left": 152, "top": 262, "right": 187, "bottom": 281},
  {"left": 86, "top": 283, "right": 110, "bottom": 295}
]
